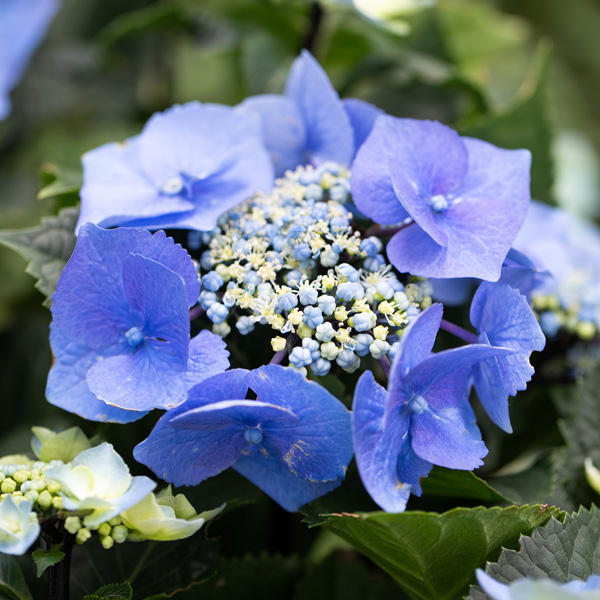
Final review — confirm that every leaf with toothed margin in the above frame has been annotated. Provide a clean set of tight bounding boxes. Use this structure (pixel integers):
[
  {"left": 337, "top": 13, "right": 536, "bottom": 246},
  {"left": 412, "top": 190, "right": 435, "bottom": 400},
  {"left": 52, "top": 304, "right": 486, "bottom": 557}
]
[
  {"left": 305, "top": 505, "right": 560, "bottom": 600},
  {"left": 0, "top": 207, "right": 78, "bottom": 308},
  {"left": 466, "top": 505, "right": 599, "bottom": 599}
]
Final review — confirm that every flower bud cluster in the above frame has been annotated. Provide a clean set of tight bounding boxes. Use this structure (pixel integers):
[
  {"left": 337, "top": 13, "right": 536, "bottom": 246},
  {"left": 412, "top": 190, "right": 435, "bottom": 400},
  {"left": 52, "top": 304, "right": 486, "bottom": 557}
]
[
  {"left": 0, "top": 460, "right": 64, "bottom": 509},
  {"left": 193, "top": 162, "right": 432, "bottom": 375}
]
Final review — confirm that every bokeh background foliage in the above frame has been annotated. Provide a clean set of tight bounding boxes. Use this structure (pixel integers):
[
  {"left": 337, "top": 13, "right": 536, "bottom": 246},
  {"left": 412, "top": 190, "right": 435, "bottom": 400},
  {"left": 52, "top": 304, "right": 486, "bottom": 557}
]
[{"left": 1, "top": 0, "right": 600, "bottom": 598}]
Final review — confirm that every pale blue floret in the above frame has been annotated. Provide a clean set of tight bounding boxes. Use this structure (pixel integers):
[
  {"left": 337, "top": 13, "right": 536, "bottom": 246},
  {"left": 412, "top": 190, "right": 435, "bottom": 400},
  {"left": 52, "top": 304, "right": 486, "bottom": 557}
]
[
  {"left": 207, "top": 303, "right": 229, "bottom": 325},
  {"left": 223, "top": 293, "right": 236, "bottom": 308},
  {"left": 293, "top": 243, "right": 312, "bottom": 261},
  {"left": 303, "top": 306, "right": 324, "bottom": 329},
  {"left": 236, "top": 316, "right": 255, "bottom": 336},
  {"left": 336, "top": 349, "right": 356, "bottom": 369},
  {"left": 302, "top": 338, "right": 321, "bottom": 361},
  {"left": 338, "top": 264, "right": 360, "bottom": 282},
  {"left": 320, "top": 248, "right": 339, "bottom": 267},
  {"left": 201, "top": 250, "right": 214, "bottom": 271},
  {"left": 394, "top": 291, "right": 410, "bottom": 310},
  {"left": 199, "top": 291, "right": 217, "bottom": 310},
  {"left": 364, "top": 254, "right": 386, "bottom": 271},
  {"left": 408, "top": 394, "right": 428, "bottom": 414},
  {"left": 315, "top": 322, "right": 335, "bottom": 342},
  {"left": 430, "top": 195, "right": 449, "bottom": 212},
  {"left": 352, "top": 313, "right": 372, "bottom": 333},
  {"left": 336, "top": 282, "right": 364, "bottom": 302},
  {"left": 289, "top": 347, "right": 313, "bottom": 368},
  {"left": 287, "top": 225, "right": 305, "bottom": 241},
  {"left": 310, "top": 357, "right": 331, "bottom": 376},
  {"left": 329, "top": 183, "right": 349, "bottom": 203},
  {"left": 277, "top": 292, "right": 298, "bottom": 312},
  {"left": 376, "top": 281, "right": 395, "bottom": 300},
  {"left": 388, "top": 341, "right": 401, "bottom": 361},
  {"left": 369, "top": 339, "right": 390, "bottom": 359},
  {"left": 125, "top": 327, "right": 144, "bottom": 347},
  {"left": 299, "top": 286, "right": 319, "bottom": 306},
  {"left": 318, "top": 295, "right": 337, "bottom": 316},
  {"left": 330, "top": 216, "right": 350, "bottom": 230},
  {"left": 360, "top": 237, "right": 381, "bottom": 257},
  {"left": 286, "top": 270, "right": 302, "bottom": 287},
  {"left": 305, "top": 183, "right": 323, "bottom": 201},
  {"left": 202, "top": 271, "right": 224, "bottom": 292},
  {"left": 311, "top": 204, "right": 329, "bottom": 220},
  {"left": 355, "top": 334, "right": 374, "bottom": 357}
]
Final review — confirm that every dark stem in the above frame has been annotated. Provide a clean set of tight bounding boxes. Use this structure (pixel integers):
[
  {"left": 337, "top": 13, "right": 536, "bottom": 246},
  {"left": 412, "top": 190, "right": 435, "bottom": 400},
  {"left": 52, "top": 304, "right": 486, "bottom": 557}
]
[
  {"left": 47, "top": 529, "right": 76, "bottom": 600},
  {"left": 302, "top": 2, "right": 324, "bottom": 54},
  {"left": 378, "top": 356, "right": 391, "bottom": 378},
  {"left": 439, "top": 319, "right": 479, "bottom": 344},
  {"left": 189, "top": 304, "right": 205, "bottom": 321},
  {"left": 363, "top": 221, "right": 413, "bottom": 239}
]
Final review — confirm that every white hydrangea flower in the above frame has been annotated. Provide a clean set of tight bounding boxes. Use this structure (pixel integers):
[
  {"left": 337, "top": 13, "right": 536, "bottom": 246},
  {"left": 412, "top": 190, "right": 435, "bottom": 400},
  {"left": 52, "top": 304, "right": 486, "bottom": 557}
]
[
  {"left": 46, "top": 443, "right": 156, "bottom": 529},
  {"left": 121, "top": 486, "right": 225, "bottom": 542},
  {"left": 0, "top": 496, "right": 40, "bottom": 555}
]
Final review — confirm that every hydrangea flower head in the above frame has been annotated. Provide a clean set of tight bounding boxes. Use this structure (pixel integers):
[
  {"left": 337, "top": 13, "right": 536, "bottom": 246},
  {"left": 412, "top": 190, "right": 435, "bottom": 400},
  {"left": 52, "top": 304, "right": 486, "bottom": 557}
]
[
  {"left": 239, "top": 51, "right": 382, "bottom": 176},
  {"left": 0, "top": 496, "right": 40, "bottom": 555},
  {"left": 470, "top": 282, "right": 546, "bottom": 433},
  {"left": 135, "top": 365, "right": 353, "bottom": 512},
  {"left": 46, "top": 223, "right": 229, "bottom": 422},
  {"left": 352, "top": 303, "right": 513, "bottom": 512},
  {"left": 45, "top": 443, "right": 156, "bottom": 529},
  {"left": 0, "top": 0, "right": 59, "bottom": 120},
  {"left": 476, "top": 570, "right": 600, "bottom": 600},
  {"left": 351, "top": 117, "right": 532, "bottom": 280},
  {"left": 77, "top": 102, "right": 274, "bottom": 232}
]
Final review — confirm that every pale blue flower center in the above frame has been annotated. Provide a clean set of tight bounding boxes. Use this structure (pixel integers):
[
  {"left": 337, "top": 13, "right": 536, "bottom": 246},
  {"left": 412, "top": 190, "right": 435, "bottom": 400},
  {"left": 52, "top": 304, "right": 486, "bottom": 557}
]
[
  {"left": 408, "top": 394, "right": 428, "bottom": 415},
  {"left": 125, "top": 326, "right": 144, "bottom": 347},
  {"left": 244, "top": 427, "right": 263, "bottom": 445},
  {"left": 158, "top": 174, "right": 185, "bottom": 196},
  {"left": 430, "top": 195, "right": 448, "bottom": 213}
]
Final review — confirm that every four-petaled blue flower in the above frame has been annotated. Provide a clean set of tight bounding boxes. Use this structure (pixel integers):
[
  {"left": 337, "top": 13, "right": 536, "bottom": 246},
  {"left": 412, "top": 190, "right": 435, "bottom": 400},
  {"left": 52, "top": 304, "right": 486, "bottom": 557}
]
[
  {"left": 352, "top": 303, "right": 513, "bottom": 512},
  {"left": 470, "top": 282, "right": 546, "bottom": 433},
  {"left": 46, "top": 223, "right": 229, "bottom": 422},
  {"left": 77, "top": 102, "right": 274, "bottom": 233},
  {"left": 0, "top": 0, "right": 59, "bottom": 120},
  {"left": 134, "top": 366, "right": 353, "bottom": 512},
  {"left": 351, "top": 117, "right": 532, "bottom": 280},
  {"left": 239, "top": 50, "right": 382, "bottom": 176}
]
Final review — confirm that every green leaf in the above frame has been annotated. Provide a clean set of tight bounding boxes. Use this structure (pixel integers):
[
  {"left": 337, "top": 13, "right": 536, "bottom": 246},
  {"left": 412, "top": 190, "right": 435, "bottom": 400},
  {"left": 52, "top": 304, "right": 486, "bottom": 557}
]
[
  {"left": 552, "top": 361, "right": 600, "bottom": 511},
  {"left": 37, "top": 163, "right": 82, "bottom": 207},
  {"left": 461, "top": 42, "right": 554, "bottom": 204},
  {"left": 0, "top": 207, "right": 78, "bottom": 308},
  {"left": 420, "top": 467, "right": 510, "bottom": 503},
  {"left": 0, "top": 555, "right": 33, "bottom": 600},
  {"left": 31, "top": 426, "right": 92, "bottom": 463},
  {"left": 31, "top": 546, "right": 65, "bottom": 578},
  {"left": 84, "top": 582, "right": 133, "bottom": 600},
  {"left": 466, "top": 505, "right": 600, "bottom": 599},
  {"left": 310, "top": 505, "right": 561, "bottom": 600}
]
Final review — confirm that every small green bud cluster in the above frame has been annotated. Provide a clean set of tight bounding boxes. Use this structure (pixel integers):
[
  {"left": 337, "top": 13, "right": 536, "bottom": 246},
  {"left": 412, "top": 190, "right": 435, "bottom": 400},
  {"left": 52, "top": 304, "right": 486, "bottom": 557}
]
[
  {"left": 533, "top": 294, "right": 598, "bottom": 341},
  {"left": 0, "top": 460, "right": 63, "bottom": 509}
]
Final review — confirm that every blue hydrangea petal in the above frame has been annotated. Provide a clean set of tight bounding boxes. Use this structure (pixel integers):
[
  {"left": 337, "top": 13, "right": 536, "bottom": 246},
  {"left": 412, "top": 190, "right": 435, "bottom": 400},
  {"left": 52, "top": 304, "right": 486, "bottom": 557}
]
[
  {"left": 285, "top": 50, "right": 354, "bottom": 167},
  {"left": 187, "top": 369, "right": 250, "bottom": 407},
  {"left": 245, "top": 365, "right": 353, "bottom": 482},
  {"left": 233, "top": 438, "right": 344, "bottom": 512},
  {"left": 351, "top": 118, "right": 411, "bottom": 225},
  {"left": 85, "top": 254, "right": 190, "bottom": 411},
  {"left": 405, "top": 344, "right": 515, "bottom": 407},
  {"left": 410, "top": 403, "right": 488, "bottom": 470},
  {"left": 185, "top": 330, "right": 230, "bottom": 390},
  {"left": 395, "top": 428, "right": 433, "bottom": 496},
  {"left": 389, "top": 303, "right": 443, "bottom": 390},
  {"left": 342, "top": 98, "right": 384, "bottom": 156},
  {"left": 471, "top": 283, "right": 545, "bottom": 395},
  {"left": 471, "top": 333, "right": 512, "bottom": 433},
  {"left": 238, "top": 95, "right": 307, "bottom": 176},
  {"left": 0, "top": 0, "right": 59, "bottom": 120},
  {"left": 77, "top": 140, "right": 195, "bottom": 233},
  {"left": 352, "top": 371, "right": 421, "bottom": 512}
]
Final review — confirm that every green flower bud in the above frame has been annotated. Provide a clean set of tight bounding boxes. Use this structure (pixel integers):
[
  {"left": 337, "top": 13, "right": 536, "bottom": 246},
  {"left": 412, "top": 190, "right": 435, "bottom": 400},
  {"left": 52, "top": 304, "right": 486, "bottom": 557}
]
[
  {"left": 51, "top": 496, "right": 62, "bottom": 510},
  {"left": 12, "top": 471, "right": 30, "bottom": 484},
  {"left": 38, "top": 491, "right": 53, "bottom": 509},
  {"left": 100, "top": 535, "right": 114, "bottom": 550},
  {"left": 112, "top": 525, "right": 128, "bottom": 544},
  {"left": 1, "top": 479, "right": 16, "bottom": 494},
  {"left": 64, "top": 516, "right": 82, "bottom": 535},
  {"left": 108, "top": 516, "right": 122, "bottom": 527},
  {"left": 24, "top": 490, "right": 39, "bottom": 503},
  {"left": 46, "top": 482, "right": 61, "bottom": 495},
  {"left": 76, "top": 528, "right": 91, "bottom": 545},
  {"left": 97, "top": 523, "right": 111, "bottom": 537}
]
